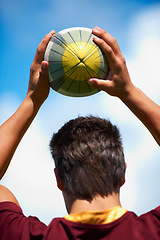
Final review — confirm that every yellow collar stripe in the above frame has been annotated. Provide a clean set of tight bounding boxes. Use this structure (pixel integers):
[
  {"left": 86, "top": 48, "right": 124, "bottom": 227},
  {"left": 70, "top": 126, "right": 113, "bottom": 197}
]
[{"left": 64, "top": 206, "right": 128, "bottom": 225}]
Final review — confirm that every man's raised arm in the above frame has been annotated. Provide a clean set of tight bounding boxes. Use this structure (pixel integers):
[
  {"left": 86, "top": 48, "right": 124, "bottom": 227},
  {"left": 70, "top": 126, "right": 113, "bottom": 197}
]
[
  {"left": 88, "top": 27, "right": 160, "bottom": 145},
  {"left": 0, "top": 30, "right": 55, "bottom": 180}
]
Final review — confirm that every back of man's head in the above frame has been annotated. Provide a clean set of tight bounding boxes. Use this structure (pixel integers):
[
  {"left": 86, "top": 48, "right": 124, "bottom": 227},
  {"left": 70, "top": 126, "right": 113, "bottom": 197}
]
[{"left": 50, "top": 116, "right": 125, "bottom": 201}]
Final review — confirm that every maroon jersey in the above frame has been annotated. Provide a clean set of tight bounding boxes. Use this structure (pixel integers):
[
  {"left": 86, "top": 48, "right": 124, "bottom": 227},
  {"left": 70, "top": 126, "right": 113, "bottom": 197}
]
[{"left": 0, "top": 202, "right": 160, "bottom": 240}]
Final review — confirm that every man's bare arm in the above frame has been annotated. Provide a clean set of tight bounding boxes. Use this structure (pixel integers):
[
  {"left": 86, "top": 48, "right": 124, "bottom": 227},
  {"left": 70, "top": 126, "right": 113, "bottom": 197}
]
[
  {"left": 88, "top": 27, "right": 160, "bottom": 145},
  {"left": 0, "top": 30, "right": 55, "bottom": 180}
]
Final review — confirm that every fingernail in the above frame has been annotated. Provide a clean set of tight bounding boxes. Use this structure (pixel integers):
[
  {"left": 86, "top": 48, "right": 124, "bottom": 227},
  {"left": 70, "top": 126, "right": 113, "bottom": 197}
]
[
  {"left": 41, "top": 61, "right": 48, "bottom": 72},
  {"left": 93, "top": 36, "right": 100, "bottom": 42},
  {"left": 49, "top": 30, "right": 55, "bottom": 37},
  {"left": 95, "top": 26, "right": 101, "bottom": 30},
  {"left": 93, "top": 28, "right": 99, "bottom": 33},
  {"left": 87, "top": 79, "right": 94, "bottom": 86},
  {"left": 93, "top": 26, "right": 101, "bottom": 33}
]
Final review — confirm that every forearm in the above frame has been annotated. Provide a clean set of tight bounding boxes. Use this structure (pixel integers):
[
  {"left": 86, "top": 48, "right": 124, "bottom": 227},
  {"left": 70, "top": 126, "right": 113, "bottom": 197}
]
[
  {"left": 0, "top": 30, "right": 55, "bottom": 180},
  {"left": 120, "top": 85, "right": 160, "bottom": 145},
  {"left": 90, "top": 27, "right": 160, "bottom": 145},
  {"left": 0, "top": 96, "right": 40, "bottom": 179}
]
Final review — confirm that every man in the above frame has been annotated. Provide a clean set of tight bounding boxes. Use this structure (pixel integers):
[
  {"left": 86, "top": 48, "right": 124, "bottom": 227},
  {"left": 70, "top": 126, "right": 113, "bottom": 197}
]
[{"left": 0, "top": 27, "right": 160, "bottom": 239}]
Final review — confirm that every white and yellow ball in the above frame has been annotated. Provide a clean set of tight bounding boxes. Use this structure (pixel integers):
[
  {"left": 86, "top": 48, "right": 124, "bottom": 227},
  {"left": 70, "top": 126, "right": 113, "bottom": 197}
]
[{"left": 45, "top": 27, "right": 109, "bottom": 97}]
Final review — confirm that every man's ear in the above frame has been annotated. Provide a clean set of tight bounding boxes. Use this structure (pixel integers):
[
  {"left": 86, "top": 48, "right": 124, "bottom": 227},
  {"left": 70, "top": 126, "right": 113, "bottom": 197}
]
[{"left": 54, "top": 168, "right": 64, "bottom": 191}]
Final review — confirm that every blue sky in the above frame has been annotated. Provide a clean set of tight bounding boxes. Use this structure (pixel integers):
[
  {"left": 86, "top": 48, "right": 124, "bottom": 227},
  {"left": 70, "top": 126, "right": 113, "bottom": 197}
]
[{"left": 0, "top": 0, "right": 160, "bottom": 225}]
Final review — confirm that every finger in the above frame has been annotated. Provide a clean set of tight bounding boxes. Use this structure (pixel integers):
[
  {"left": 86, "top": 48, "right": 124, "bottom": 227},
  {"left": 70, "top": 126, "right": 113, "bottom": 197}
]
[
  {"left": 29, "top": 61, "right": 49, "bottom": 91},
  {"left": 93, "top": 34, "right": 118, "bottom": 68},
  {"left": 39, "top": 61, "right": 49, "bottom": 88},
  {"left": 34, "top": 30, "right": 55, "bottom": 65},
  {"left": 87, "top": 78, "right": 113, "bottom": 91},
  {"left": 41, "top": 61, "right": 49, "bottom": 73},
  {"left": 34, "top": 60, "right": 50, "bottom": 103},
  {"left": 92, "top": 27, "right": 122, "bottom": 58}
]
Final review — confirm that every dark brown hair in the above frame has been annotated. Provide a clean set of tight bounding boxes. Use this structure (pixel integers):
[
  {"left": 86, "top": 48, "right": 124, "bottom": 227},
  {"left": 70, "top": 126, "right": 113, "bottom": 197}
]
[{"left": 50, "top": 116, "right": 125, "bottom": 201}]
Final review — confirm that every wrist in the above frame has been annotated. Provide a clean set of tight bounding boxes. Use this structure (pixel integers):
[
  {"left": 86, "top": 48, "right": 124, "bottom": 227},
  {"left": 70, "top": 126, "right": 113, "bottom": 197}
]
[
  {"left": 24, "top": 93, "right": 42, "bottom": 118},
  {"left": 26, "top": 89, "right": 46, "bottom": 113},
  {"left": 118, "top": 83, "right": 137, "bottom": 102}
]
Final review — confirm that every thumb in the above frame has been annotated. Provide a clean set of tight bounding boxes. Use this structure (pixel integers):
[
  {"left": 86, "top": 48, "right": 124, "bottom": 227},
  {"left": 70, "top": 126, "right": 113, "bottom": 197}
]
[
  {"left": 37, "top": 61, "right": 50, "bottom": 101},
  {"left": 87, "top": 78, "right": 112, "bottom": 91},
  {"left": 41, "top": 61, "right": 49, "bottom": 74}
]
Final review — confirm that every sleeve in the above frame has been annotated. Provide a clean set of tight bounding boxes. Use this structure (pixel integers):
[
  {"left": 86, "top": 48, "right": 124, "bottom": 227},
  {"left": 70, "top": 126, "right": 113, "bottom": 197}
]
[
  {"left": 0, "top": 202, "right": 47, "bottom": 240},
  {"left": 154, "top": 206, "right": 160, "bottom": 212}
]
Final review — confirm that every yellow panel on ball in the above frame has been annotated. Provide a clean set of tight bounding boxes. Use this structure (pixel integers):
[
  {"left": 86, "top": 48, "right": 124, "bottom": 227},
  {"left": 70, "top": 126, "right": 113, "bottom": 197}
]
[{"left": 44, "top": 27, "right": 109, "bottom": 97}]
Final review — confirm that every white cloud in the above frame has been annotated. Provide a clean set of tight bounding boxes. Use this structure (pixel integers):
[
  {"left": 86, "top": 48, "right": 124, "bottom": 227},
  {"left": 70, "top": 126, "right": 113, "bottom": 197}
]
[{"left": 127, "top": 4, "right": 160, "bottom": 100}]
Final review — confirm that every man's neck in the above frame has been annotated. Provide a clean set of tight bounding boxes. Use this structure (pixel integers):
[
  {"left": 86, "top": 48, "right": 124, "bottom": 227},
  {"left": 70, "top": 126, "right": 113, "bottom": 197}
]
[{"left": 69, "top": 193, "right": 121, "bottom": 214}]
